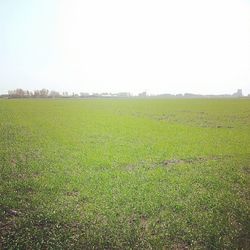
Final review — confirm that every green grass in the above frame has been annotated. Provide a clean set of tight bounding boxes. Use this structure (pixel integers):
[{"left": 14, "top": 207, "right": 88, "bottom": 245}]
[{"left": 0, "top": 98, "right": 249, "bottom": 249}]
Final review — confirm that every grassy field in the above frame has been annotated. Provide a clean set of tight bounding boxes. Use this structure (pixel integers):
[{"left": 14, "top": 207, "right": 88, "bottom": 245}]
[{"left": 0, "top": 98, "right": 249, "bottom": 249}]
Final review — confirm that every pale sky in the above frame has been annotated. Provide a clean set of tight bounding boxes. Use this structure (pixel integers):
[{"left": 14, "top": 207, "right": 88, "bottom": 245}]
[{"left": 0, "top": 0, "right": 249, "bottom": 95}]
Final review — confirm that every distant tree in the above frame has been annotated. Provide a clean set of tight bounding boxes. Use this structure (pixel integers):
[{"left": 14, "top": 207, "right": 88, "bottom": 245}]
[
  {"left": 7, "top": 88, "right": 78, "bottom": 98},
  {"left": 33, "top": 90, "right": 40, "bottom": 97},
  {"left": 71, "top": 92, "right": 79, "bottom": 97},
  {"left": 49, "top": 90, "right": 61, "bottom": 98},
  {"left": 40, "top": 89, "right": 49, "bottom": 97},
  {"left": 26, "top": 90, "right": 30, "bottom": 97},
  {"left": 33, "top": 89, "right": 49, "bottom": 97},
  {"left": 8, "top": 89, "right": 26, "bottom": 98}
]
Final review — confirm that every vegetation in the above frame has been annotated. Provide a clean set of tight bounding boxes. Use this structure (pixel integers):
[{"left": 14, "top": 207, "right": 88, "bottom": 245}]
[
  {"left": 7, "top": 89, "right": 62, "bottom": 98},
  {"left": 0, "top": 98, "right": 249, "bottom": 249}
]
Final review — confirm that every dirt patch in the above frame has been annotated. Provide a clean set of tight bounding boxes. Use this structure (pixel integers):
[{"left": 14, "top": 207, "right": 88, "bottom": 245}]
[
  {"left": 123, "top": 156, "right": 232, "bottom": 171},
  {"left": 0, "top": 206, "right": 21, "bottom": 218},
  {"left": 163, "top": 159, "right": 185, "bottom": 166},
  {"left": 216, "top": 125, "right": 234, "bottom": 129},
  {"left": 163, "top": 158, "right": 203, "bottom": 166},
  {"left": 0, "top": 206, "right": 20, "bottom": 245},
  {"left": 140, "top": 215, "right": 149, "bottom": 232},
  {"left": 241, "top": 166, "right": 250, "bottom": 174},
  {"left": 124, "top": 164, "right": 136, "bottom": 171},
  {"left": 162, "top": 155, "right": 232, "bottom": 167},
  {"left": 65, "top": 190, "right": 80, "bottom": 197},
  {"left": 171, "top": 242, "right": 189, "bottom": 249}
]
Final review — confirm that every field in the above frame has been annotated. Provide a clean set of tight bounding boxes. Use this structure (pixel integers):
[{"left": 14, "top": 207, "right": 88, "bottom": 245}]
[{"left": 0, "top": 98, "right": 249, "bottom": 249}]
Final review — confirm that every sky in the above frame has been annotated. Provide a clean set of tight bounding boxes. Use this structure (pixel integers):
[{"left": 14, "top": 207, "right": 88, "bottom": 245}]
[{"left": 0, "top": 0, "right": 249, "bottom": 95}]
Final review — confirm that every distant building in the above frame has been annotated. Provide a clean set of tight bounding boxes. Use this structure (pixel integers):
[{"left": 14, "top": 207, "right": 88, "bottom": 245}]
[
  {"left": 157, "top": 93, "right": 175, "bottom": 98},
  {"left": 116, "top": 92, "right": 131, "bottom": 97},
  {"left": 184, "top": 93, "right": 202, "bottom": 98},
  {"left": 232, "top": 89, "right": 243, "bottom": 97},
  {"left": 80, "top": 92, "right": 90, "bottom": 97}
]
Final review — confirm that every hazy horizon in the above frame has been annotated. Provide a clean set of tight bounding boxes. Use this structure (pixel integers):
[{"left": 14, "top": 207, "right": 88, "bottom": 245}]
[
  {"left": 0, "top": 0, "right": 249, "bottom": 95},
  {"left": 2, "top": 88, "right": 249, "bottom": 97}
]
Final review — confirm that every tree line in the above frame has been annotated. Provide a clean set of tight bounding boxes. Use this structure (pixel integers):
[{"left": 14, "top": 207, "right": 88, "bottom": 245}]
[
  {"left": 7, "top": 89, "right": 72, "bottom": 98},
  {"left": 6, "top": 89, "right": 132, "bottom": 98}
]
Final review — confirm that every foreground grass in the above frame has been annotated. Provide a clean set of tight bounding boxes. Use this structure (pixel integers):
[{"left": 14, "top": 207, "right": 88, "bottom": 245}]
[{"left": 0, "top": 98, "right": 249, "bottom": 249}]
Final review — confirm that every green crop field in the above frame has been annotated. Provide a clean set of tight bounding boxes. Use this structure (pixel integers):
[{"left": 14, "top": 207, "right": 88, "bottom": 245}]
[{"left": 0, "top": 98, "right": 249, "bottom": 249}]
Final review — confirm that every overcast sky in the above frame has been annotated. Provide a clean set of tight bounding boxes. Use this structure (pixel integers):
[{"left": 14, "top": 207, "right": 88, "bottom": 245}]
[{"left": 0, "top": 0, "right": 249, "bottom": 95}]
